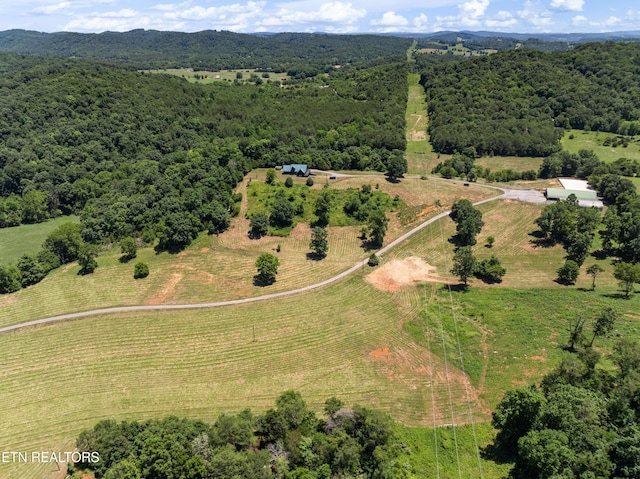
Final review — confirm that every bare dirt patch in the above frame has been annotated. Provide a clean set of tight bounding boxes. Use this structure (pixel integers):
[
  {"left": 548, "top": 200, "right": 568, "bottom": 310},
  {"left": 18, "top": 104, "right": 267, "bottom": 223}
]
[
  {"left": 367, "top": 343, "right": 491, "bottom": 424},
  {"left": 366, "top": 256, "right": 441, "bottom": 292},
  {"left": 145, "top": 272, "right": 183, "bottom": 304}
]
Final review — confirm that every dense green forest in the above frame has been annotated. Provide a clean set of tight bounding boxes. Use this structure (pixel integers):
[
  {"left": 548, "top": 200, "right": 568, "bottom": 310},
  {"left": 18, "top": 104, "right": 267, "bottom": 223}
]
[
  {"left": 491, "top": 338, "right": 640, "bottom": 478},
  {"left": 0, "top": 52, "right": 407, "bottom": 289},
  {"left": 421, "top": 42, "right": 640, "bottom": 156},
  {"left": 0, "top": 30, "right": 412, "bottom": 74},
  {"left": 70, "top": 391, "right": 408, "bottom": 479}
]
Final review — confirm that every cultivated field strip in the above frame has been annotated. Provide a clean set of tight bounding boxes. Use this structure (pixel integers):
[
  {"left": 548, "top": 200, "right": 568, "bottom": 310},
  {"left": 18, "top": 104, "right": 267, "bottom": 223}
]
[{"left": 0, "top": 276, "right": 483, "bottom": 479}]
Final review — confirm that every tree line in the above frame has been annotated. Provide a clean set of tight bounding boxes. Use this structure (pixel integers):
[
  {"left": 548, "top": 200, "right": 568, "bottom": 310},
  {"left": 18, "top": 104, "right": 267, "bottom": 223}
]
[
  {"left": 0, "top": 30, "right": 412, "bottom": 73},
  {"left": 69, "top": 391, "right": 409, "bottom": 479},
  {"left": 491, "top": 335, "right": 640, "bottom": 478}
]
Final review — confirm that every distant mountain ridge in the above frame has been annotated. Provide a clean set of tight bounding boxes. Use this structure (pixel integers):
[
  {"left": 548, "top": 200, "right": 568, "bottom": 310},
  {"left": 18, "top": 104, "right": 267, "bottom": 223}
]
[{"left": 0, "top": 29, "right": 412, "bottom": 70}]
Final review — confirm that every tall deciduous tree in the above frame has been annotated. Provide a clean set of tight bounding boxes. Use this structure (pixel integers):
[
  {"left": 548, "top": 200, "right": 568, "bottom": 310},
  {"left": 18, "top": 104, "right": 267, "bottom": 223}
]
[
  {"left": 366, "top": 209, "right": 388, "bottom": 248},
  {"left": 43, "top": 222, "right": 84, "bottom": 264},
  {"left": 451, "top": 246, "right": 476, "bottom": 285},
  {"left": 613, "top": 262, "right": 640, "bottom": 297},
  {"left": 586, "top": 264, "right": 604, "bottom": 290},
  {"left": 314, "top": 187, "right": 332, "bottom": 226},
  {"left": 249, "top": 212, "right": 269, "bottom": 239},
  {"left": 590, "top": 307, "right": 618, "bottom": 347},
  {"left": 255, "top": 253, "right": 279, "bottom": 284},
  {"left": 449, "top": 199, "right": 484, "bottom": 246},
  {"left": 309, "top": 226, "right": 328, "bottom": 258}
]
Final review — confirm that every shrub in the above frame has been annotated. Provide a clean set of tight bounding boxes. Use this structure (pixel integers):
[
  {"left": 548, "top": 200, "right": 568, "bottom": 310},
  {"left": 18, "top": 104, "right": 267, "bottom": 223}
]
[
  {"left": 368, "top": 253, "right": 379, "bottom": 266},
  {"left": 306, "top": 177, "right": 314, "bottom": 187},
  {"left": 557, "top": 260, "right": 580, "bottom": 285},
  {"left": 134, "top": 262, "right": 149, "bottom": 279},
  {"left": 285, "top": 177, "right": 294, "bottom": 188}
]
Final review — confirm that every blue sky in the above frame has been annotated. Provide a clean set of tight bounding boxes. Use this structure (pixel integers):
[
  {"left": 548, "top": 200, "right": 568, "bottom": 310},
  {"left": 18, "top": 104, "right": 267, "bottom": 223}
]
[{"left": 1, "top": 0, "right": 639, "bottom": 34}]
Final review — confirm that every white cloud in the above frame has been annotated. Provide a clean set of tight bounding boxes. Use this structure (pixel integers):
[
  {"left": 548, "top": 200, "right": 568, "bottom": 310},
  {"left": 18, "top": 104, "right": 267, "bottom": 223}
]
[
  {"left": 434, "top": 0, "right": 489, "bottom": 29},
  {"left": 485, "top": 10, "right": 518, "bottom": 28},
  {"left": 571, "top": 14, "right": 587, "bottom": 25},
  {"left": 517, "top": 1, "right": 553, "bottom": 29},
  {"left": 589, "top": 16, "right": 622, "bottom": 28},
  {"left": 371, "top": 11, "right": 408, "bottom": 26},
  {"left": 163, "top": 2, "right": 264, "bottom": 21},
  {"left": 31, "top": 2, "right": 71, "bottom": 14},
  {"left": 549, "top": 0, "right": 584, "bottom": 12},
  {"left": 459, "top": 0, "right": 490, "bottom": 21},
  {"left": 63, "top": 9, "right": 149, "bottom": 31},
  {"left": 259, "top": 1, "right": 365, "bottom": 28},
  {"left": 413, "top": 13, "right": 428, "bottom": 31}
]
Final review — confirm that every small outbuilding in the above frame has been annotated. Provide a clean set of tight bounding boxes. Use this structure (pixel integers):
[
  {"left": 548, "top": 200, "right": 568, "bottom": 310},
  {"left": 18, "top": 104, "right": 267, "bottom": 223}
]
[{"left": 282, "top": 164, "right": 310, "bottom": 177}]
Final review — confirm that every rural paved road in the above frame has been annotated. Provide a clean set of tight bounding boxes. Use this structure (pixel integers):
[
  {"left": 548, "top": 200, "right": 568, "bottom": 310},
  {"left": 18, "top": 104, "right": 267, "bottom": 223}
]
[{"left": 0, "top": 182, "right": 546, "bottom": 335}]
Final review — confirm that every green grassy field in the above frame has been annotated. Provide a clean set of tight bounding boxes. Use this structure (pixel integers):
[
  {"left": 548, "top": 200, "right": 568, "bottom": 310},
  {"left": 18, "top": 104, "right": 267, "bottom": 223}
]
[
  {"left": 0, "top": 215, "right": 79, "bottom": 264},
  {"left": 561, "top": 129, "right": 640, "bottom": 162},
  {"left": 141, "top": 68, "right": 289, "bottom": 84}
]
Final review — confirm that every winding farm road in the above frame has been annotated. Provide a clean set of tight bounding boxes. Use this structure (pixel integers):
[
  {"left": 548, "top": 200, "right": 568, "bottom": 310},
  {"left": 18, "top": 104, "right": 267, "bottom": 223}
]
[{"left": 0, "top": 184, "right": 546, "bottom": 335}]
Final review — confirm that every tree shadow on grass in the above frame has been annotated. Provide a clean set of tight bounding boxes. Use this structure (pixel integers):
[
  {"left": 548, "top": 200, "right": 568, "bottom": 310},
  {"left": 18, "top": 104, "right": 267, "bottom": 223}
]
[
  {"left": 528, "top": 230, "right": 555, "bottom": 248},
  {"left": 253, "top": 275, "right": 275, "bottom": 287},
  {"left": 602, "top": 292, "right": 634, "bottom": 300},
  {"left": 480, "top": 442, "right": 515, "bottom": 465},
  {"left": 384, "top": 176, "right": 401, "bottom": 184},
  {"left": 118, "top": 255, "right": 134, "bottom": 264},
  {"left": 306, "top": 252, "right": 326, "bottom": 261},
  {"left": 441, "top": 283, "right": 470, "bottom": 293}
]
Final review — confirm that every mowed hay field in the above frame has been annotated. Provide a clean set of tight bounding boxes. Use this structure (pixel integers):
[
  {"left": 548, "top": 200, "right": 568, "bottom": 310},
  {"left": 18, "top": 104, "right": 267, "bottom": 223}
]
[
  {"left": 0, "top": 175, "right": 497, "bottom": 329},
  {"left": 387, "top": 198, "right": 619, "bottom": 290},
  {"left": 0, "top": 275, "right": 491, "bottom": 479}
]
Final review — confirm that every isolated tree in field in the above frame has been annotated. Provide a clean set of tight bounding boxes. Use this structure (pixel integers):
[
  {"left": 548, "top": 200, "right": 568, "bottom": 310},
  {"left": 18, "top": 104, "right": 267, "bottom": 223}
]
[
  {"left": 134, "top": 262, "right": 149, "bottom": 279},
  {"left": 475, "top": 255, "right": 506, "bottom": 283},
  {"left": 366, "top": 209, "right": 388, "bottom": 248},
  {"left": 613, "top": 261, "right": 640, "bottom": 297},
  {"left": 265, "top": 169, "right": 276, "bottom": 185},
  {"left": 255, "top": 253, "right": 280, "bottom": 284},
  {"left": 285, "top": 176, "right": 293, "bottom": 188},
  {"left": 249, "top": 212, "right": 269, "bottom": 238},
  {"left": 486, "top": 236, "right": 495, "bottom": 248},
  {"left": 386, "top": 153, "right": 407, "bottom": 181},
  {"left": 567, "top": 315, "right": 587, "bottom": 351},
  {"left": 451, "top": 246, "right": 476, "bottom": 286},
  {"left": 120, "top": 236, "right": 137, "bottom": 260},
  {"left": 309, "top": 226, "right": 328, "bottom": 258},
  {"left": 557, "top": 260, "right": 580, "bottom": 285},
  {"left": 449, "top": 199, "right": 484, "bottom": 246},
  {"left": 586, "top": 264, "right": 605, "bottom": 290},
  {"left": 590, "top": 307, "right": 618, "bottom": 347}
]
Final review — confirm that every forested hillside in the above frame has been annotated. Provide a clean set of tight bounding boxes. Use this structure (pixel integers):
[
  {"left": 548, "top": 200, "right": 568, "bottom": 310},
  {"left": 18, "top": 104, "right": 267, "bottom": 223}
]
[
  {"left": 421, "top": 42, "right": 640, "bottom": 156},
  {"left": 0, "top": 54, "right": 406, "bottom": 245},
  {"left": 0, "top": 29, "right": 412, "bottom": 73}
]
